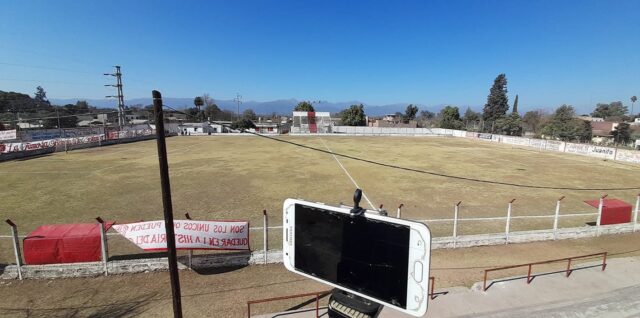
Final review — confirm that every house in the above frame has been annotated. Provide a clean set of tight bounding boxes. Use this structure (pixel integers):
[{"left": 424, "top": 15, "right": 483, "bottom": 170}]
[
  {"left": 590, "top": 122, "right": 617, "bottom": 144},
  {"left": 577, "top": 116, "right": 604, "bottom": 122}
]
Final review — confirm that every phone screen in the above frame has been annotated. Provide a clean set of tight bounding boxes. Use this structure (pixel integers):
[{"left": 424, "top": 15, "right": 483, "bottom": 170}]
[{"left": 294, "top": 204, "right": 410, "bottom": 308}]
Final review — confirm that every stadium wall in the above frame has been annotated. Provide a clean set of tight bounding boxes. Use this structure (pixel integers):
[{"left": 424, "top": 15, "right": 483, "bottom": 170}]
[{"left": 327, "top": 126, "right": 640, "bottom": 165}]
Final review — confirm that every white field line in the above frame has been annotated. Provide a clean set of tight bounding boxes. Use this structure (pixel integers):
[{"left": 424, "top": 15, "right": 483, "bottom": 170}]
[{"left": 317, "top": 137, "right": 377, "bottom": 210}]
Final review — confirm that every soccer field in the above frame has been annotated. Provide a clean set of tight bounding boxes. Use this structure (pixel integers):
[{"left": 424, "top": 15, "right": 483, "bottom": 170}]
[{"left": 1, "top": 135, "right": 639, "bottom": 262}]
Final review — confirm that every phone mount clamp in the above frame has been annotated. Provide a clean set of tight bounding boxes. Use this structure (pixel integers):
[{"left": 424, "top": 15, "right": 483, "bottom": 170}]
[{"left": 350, "top": 189, "right": 366, "bottom": 218}]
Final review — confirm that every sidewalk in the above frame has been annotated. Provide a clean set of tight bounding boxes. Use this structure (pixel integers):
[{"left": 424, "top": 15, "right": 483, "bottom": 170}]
[{"left": 259, "top": 256, "right": 640, "bottom": 318}]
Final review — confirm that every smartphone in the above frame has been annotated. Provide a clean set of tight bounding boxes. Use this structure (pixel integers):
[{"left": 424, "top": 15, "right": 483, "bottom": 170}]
[{"left": 282, "top": 199, "right": 431, "bottom": 317}]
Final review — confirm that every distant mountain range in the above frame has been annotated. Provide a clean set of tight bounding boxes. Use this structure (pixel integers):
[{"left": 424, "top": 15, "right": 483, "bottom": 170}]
[{"left": 49, "top": 97, "right": 462, "bottom": 116}]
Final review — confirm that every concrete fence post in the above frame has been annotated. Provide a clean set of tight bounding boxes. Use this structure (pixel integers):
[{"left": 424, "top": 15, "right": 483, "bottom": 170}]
[
  {"left": 596, "top": 194, "right": 607, "bottom": 237},
  {"left": 95, "top": 217, "right": 108, "bottom": 276},
  {"left": 506, "top": 199, "right": 515, "bottom": 244},
  {"left": 553, "top": 196, "right": 565, "bottom": 240},
  {"left": 5, "top": 219, "right": 23, "bottom": 280},
  {"left": 453, "top": 201, "right": 461, "bottom": 248},
  {"left": 634, "top": 193, "right": 639, "bottom": 232},
  {"left": 263, "top": 210, "right": 268, "bottom": 265},
  {"left": 185, "top": 213, "right": 193, "bottom": 269},
  {"left": 397, "top": 204, "right": 404, "bottom": 219}
]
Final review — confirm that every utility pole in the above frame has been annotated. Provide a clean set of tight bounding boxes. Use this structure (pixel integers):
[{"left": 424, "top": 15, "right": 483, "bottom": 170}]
[
  {"left": 104, "top": 66, "right": 126, "bottom": 128},
  {"left": 234, "top": 93, "right": 242, "bottom": 120}
]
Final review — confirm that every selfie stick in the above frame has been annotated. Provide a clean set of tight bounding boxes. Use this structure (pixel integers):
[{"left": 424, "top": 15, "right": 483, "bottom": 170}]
[{"left": 328, "top": 189, "right": 383, "bottom": 318}]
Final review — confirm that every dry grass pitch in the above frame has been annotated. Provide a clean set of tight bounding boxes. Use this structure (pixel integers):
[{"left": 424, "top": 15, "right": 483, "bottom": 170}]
[{"left": 1, "top": 135, "right": 639, "bottom": 262}]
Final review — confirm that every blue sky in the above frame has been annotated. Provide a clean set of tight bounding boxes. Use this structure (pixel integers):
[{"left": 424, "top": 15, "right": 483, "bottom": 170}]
[{"left": 1, "top": 0, "right": 639, "bottom": 113}]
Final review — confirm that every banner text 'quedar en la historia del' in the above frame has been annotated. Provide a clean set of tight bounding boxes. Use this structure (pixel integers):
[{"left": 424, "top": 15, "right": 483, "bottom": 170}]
[{"left": 112, "top": 220, "right": 250, "bottom": 250}]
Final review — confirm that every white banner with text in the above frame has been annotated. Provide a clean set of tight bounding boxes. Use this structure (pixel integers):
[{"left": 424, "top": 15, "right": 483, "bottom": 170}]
[{"left": 112, "top": 220, "right": 250, "bottom": 251}]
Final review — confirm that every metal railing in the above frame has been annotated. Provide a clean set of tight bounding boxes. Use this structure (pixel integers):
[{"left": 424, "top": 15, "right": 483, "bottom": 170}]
[
  {"left": 247, "top": 290, "right": 331, "bottom": 317},
  {"left": 483, "top": 252, "right": 608, "bottom": 291}
]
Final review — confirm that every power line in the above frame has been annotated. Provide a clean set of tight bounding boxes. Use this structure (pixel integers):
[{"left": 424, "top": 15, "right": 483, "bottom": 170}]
[{"left": 161, "top": 104, "right": 640, "bottom": 191}]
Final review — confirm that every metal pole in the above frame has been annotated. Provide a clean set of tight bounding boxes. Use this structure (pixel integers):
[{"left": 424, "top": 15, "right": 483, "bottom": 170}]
[
  {"left": 5, "top": 219, "right": 22, "bottom": 280},
  {"left": 153, "top": 90, "right": 183, "bottom": 318},
  {"left": 553, "top": 196, "right": 565, "bottom": 240},
  {"left": 634, "top": 193, "right": 639, "bottom": 232},
  {"left": 96, "top": 217, "right": 108, "bottom": 276},
  {"left": 263, "top": 209, "right": 268, "bottom": 265},
  {"left": 396, "top": 203, "right": 403, "bottom": 218},
  {"left": 453, "top": 201, "right": 461, "bottom": 248},
  {"left": 596, "top": 194, "right": 606, "bottom": 237},
  {"left": 185, "top": 213, "right": 193, "bottom": 269},
  {"left": 506, "top": 199, "right": 515, "bottom": 244}
]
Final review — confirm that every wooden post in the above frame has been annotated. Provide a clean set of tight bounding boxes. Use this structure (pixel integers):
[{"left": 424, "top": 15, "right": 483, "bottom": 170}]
[
  {"left": 95, "top": 217, "right": 108, "bottom": 276},
  {"left": 596, "top": 194, "right": 607, "bottom": 236},
  {"left": 634, "top": 193, "right": 639, "bottom": 232},
  {"left": 263, "top": 210, "right": 268, "bottom": 265},
  {"left": 553, "top": 196, "right": 565, "bottom": 240},
  {"left": 185, "top": 213, "right": 193, "bottom": 269},
  {"left": 5, "top": 219, "right": 23, "bottom": 280},
  {"left": 396, "top": 203, "right": 404, "bottom": 219},
  {"left": 505, "top": 199, "right": 515, "bottom": 244},
  {"left": 453, "top": 201, "right": 461, "bottom": 248}
]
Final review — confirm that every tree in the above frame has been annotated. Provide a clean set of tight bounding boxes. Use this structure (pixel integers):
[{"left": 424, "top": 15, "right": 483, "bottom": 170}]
[
  {"left": 34, "top": 86, "right": 49, "bottom": 108},
  {"left": 43, "top": 115, "right": 77, "bottom": 129},
  {"left": 512, "top": 94, "right": 519, "bottom": 114},
  {"left": 193, "top": 96, "right": 204, "bottom": 121},
  {"left": 242, "top": 108, "right": 257, "bottom": 120},
  {"left": 578, "top": 120, "right": 592, "bottom": 142},
  {"left": 204, "top": 104, "right": 221, "bottom": 121},
  {"left": 294, "top": 101, "right": 315, "bottom": 112},
  {"left": 631, "top": 96, "right": 638, "bottom": 116},
  {"left": 463, "top": 108, "right": 481, "bottom": 131},
  {"left": 522, "top": 110, "right": 542, "bottom": 134},
  {"left": 591, "top": 101, "right": 628, "bottom": 119},
  {"left": 541, "top": 105, "right": 583, "bottom": 141},
  {"left": 185, "top": 107, "right": 200, "bottom": 119},
  {"left": 230, "top": 118, "right": 255, "bottom": 131},
  {"left": 404, "top": 104, "right": 419, "bottom": 122},
  {"left": 340, "top": 104, "right": 366, "bottom": 126},
  {"left": 438, "top": 106, "right": 464, "bottom": 129},
  {"left": 611, "top": 123, "right": 631, "bottom": 145},
  {"left": 203, "top": 93, "right": 215, "bottom": 107},
  {"left": 495, "top": 112, "right": 522, "bottom": 136},
  {"left": 482, "top": 74, "right": 509, "bottom": 131},
  {"left": 419, "top": 110, "right": 435, "bottom": 120}
]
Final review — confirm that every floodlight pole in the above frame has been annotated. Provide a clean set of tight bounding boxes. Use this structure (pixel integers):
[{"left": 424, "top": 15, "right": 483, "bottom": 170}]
[
  {"left": 453, "top": 201, "right": 462, "bottom": 248},
  {"left": 634, "top": 193, "right": 639, "bottom": 232},
  {"left": 153, "top": 90, "right": 183, "bottom": 318}
]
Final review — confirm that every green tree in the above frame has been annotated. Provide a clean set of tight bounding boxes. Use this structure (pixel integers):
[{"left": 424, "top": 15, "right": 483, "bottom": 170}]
[
  {"left": 591, "top": 101, "right": 628, "bottom": 119},
  {"left": 34, "top": 86, "right": 49, "bottom": 108},
  {"left": 404, "top": 104, "right": 419, "bottom": 122},
  {"left": 482, "top": 74, "right": 509, "bottom": 131},
  {"left": 611, "top": 123, "right": 632, "bottom": 145},
  {"left": 578, "top": 120, "right": 592, "bottom": 142},
  {"left": 204, "top": 104, "right": 221, "bottom": 121},
  {"left": 495, "top": 112, "right": 522, "bottom": 136},
  {"left": 438, "top": 106, "right": 464, "bottom": 129},
  {"left": 185, "top": 107, "right": 199, "bottom": 119},
  {"left": 294, "top": 101, "right": 315, "bottom": 112},
  {"left": 230, "top": 118, "right": 256, "bottom": 131},
  {"left": 340, "top": 104, "right": 366, "bottom": 126},
  {"left": 541, "top": 105, "right": 583, "bottom": 141},
  {"left": 631, "top": 96, "right": 637, "bottom": 116},
  {"left": 193, "top": 96, "right": 204, "bottom": 121}
]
